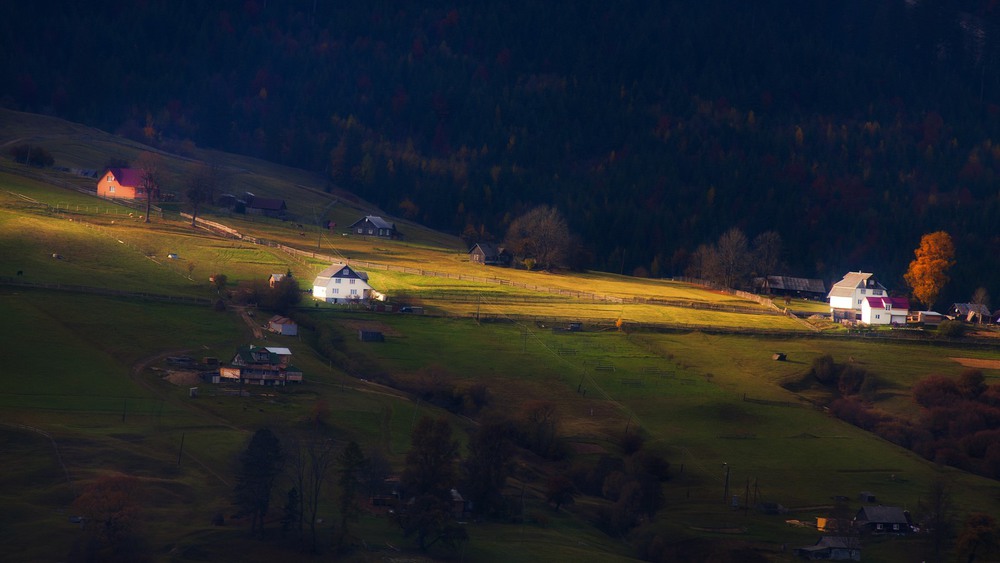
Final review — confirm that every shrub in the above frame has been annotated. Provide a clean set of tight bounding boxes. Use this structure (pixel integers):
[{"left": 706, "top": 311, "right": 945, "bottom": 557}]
[
  {"left": 810, "top": 354, "right": 838, "bottom": 385},
  {"left": 838, "top": 364, "right": 868, "bottom": 396},
  {"left": 937, "top": 320, "right": 967, "bottom": 338},
  {"left": 8, "top": 144, "right": 54, "bottom": 167},
  {"left": 958, "top": 369, "right": 988, "bottom": 399},
  {"left": 913, "top": 375, "right": 962, "bottom": 408}
]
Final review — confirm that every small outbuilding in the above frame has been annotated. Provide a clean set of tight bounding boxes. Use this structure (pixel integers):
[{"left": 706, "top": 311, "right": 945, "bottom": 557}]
[
  {"left": 268, "top": 315, "right": 298, "bottom": 336},
  {"left": 358, "top": 330, "right": 385, "bottom": 342},
  {"left": 794, "top": 536, "right": 861, "bottom": 561}
]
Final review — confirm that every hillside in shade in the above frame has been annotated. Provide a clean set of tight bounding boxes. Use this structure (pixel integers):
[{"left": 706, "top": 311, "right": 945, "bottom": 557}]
[{"left": 4, "top": 0, "right": 1000, "bottom": 303}]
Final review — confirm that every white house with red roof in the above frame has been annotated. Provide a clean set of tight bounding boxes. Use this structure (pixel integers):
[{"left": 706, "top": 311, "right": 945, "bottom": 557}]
[
  {"left": 861, "top": 296, "right": 910, "bottom": 325},
  {"left": 97, "top": 167, "right": 157, "bottom": 200}
]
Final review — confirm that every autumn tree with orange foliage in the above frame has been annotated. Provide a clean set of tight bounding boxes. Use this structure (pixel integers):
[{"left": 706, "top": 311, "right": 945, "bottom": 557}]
[
  {"left": 71, "top": 473, "right": 147, "bottom": 562},
  {"left": 904, "top": 231, "right": 955, "bottom": 307}
]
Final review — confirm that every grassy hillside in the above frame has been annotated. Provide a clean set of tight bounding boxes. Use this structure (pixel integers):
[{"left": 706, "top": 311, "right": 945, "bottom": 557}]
[{"left": 2, "top": 113, "right": 1000, "bottom": 562}]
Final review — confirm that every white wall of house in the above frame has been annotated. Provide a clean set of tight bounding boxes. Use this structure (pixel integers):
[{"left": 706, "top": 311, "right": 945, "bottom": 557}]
[
  {"left": 312, "top": 277, "right": 374, "bottom": 303},
  {"left": 861, "top": 299, "right": 908, "bottom": 325}
]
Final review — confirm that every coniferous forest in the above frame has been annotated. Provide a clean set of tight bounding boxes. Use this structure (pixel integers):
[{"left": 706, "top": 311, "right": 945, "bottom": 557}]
[{"left": 4, "top": 1, "right": 1000, "bottom": 303}]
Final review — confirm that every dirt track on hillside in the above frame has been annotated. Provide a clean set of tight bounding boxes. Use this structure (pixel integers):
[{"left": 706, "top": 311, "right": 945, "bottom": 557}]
[{"left": 950, "top": 357, "right": 1000, "bottom": 369}]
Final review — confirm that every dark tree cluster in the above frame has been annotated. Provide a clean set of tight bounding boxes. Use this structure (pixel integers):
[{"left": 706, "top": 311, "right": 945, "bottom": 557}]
[
  {"left": 7, "top": 144, "right": 54, "bottom": 167},
  {"left": 830, "top": 369, "right": 1000, "bottom": 480},
  {"left": 6, "top": 2, "right": 1000, "bottom": 300}
]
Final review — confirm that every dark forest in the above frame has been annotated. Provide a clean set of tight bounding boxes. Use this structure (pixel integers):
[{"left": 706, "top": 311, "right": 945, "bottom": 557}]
[{"left": 4, "top": 1, "right": 1000, "bottom": 303}]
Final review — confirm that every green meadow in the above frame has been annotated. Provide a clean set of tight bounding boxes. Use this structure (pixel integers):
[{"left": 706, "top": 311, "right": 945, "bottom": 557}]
[{"left": 3, "top": 115, "right": 1000, "bottom": 562}]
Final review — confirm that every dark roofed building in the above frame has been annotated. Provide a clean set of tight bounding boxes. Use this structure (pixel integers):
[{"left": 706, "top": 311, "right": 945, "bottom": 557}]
[
  {"left": 853, "top": 505, "right": 912, "bottom": 534},
  {"left": 350, "top": 215, "right": 398, "bottom": 238},
  {"left": 469, "top": 242, "right": 512, "bottom": 266},
  {"left": 754, "top": 275, "right": 826, "bottom": 299},
  {"left": 245, "top": 193, "right": 287, "bottom": 217},
  {"left": 219, "top": 345, "right": 303, "bottom": 386},
  {"left": 952, "top": 302, "right": 991, "bottom": 323},
  {"left": 794, "top": 536, "right": 861, "bottom": 560}
]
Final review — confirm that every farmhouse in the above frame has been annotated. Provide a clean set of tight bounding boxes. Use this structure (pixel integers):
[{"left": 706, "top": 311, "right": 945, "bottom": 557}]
[
  {"left": 312, "top": 263, "right": 383, "bottom": 304},
  {"left": 860, "top": 296, "right": 909, "bottom": 326},
  {"left": 828, "top": 272, "right": 887, "bottom": 322},
  {"left": 853, "top": 506, "right": 913, "bottom": 534},
  {"left": 97, "top": 167, "right": 157, "bottom": 200},
  {"left": 350, "top": 215, "right": 398, "bottom": 238},
  {"left": 952, "top": 302, "right": 991, "bottom": 323},
  {"left": 267, "top": 315, "right": 298, "bottom": 336},
  {"left": 469, "top": 242, "right": 512, "bottom": 266},
  {"left": 219, "top": 345, "right": 303, "bottom": 386},
  {"left": 268, "top": 273, "right": 286, "bottom": 288},
  {"left": 754, "top": 275, "right": 826, "bottom": 300},
  {"left": 243, "top": 193, "right": 287, "bottom": 218},
  {"left": 794, "top": 536, "right": 861, "bottom": 561}
]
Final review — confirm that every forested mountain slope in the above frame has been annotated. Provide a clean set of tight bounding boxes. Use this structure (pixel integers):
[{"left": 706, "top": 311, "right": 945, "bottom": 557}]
[{"left": 4, "top": 1, "right": 1000, "bottom": 302}]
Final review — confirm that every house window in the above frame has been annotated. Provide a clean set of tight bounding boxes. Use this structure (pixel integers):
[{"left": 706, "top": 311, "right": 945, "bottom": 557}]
[
  {"left": 873, "top": 289, "right": 882, "bottom": 295},
  {"left": 860, "top": 289, "right": 866, "bottom": 295},
  {"left": 109, "top": 186, "right": 115, "bottom": 193},
  {"left": 368, "top": 228, "right": 374, "bottom": 234},
  {"left": 892, "top": 524, "right": 900, "bottom": 531},
  {"left": 858, "top": 299, "right": 862, "bottom": 305},
  {"left": 332, "top": 288, "right": 339, "bottom": 294},
  {"left": 335, "top": 278, "right": 341, "bottom": 284},
  {"left": 356, "top": 228, "right": 362, "bottom": 233},
  {"left": 350, "top": 279, "right": 356, "bottom": 284},
  {"left": 350, "top": 289, "right": 358, "bottom": 295},
  {"left": 876, "top": 523, "right": 883, "bottom": 530},
  {"left": 875, "top": 314, "right": 880, "bottom": 319}
]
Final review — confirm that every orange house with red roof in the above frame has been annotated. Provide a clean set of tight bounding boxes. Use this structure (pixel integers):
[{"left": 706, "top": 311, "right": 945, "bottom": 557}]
[{"left": 97, "top": 168, "right": 158, "bottom": 200}]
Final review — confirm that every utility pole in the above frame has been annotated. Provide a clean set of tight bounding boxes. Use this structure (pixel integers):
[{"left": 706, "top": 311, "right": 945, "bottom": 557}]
[{"left": 722, "top": 463, "right": 730, "bottom": 504}]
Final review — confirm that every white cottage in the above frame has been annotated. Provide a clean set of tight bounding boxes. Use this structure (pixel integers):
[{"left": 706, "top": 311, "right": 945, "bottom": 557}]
[
  {"left": 861, "top": 296, "right": 909, "bottom": 325},
  {"left": 828, "top": 272, "right": 888, "bottom": 322},
  {"left": 312, "top": 263, "right": 381, "bottom": 304}
]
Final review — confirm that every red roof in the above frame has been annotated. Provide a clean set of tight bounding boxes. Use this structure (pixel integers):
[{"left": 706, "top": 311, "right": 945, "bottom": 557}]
[
  {"left": 107, "top": 167, "right": 143, "bottom": 188},
  {"left": 864, "top": 296, "right": 909, "bottom": 310}
]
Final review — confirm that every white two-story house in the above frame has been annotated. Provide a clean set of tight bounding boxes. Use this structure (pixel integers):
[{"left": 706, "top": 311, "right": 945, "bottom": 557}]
[
  {"left": 828, "top": 271, "right": 888, "bottom": 322},
  {"left": 312, "top": 263, "right": 382, "bottom": 304}
]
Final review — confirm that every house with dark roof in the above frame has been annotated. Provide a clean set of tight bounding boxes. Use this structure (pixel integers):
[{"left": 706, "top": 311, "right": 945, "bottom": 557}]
[
  {"left": 853, "top": 506, "right": 913, "bottom": 534},
  {"left": 952, "top": 302, "right": 991, "bottom": 323},
  {"left": 219, "top": 345, "right": 303, "bottom": 386},
  {"left": 97, "top": 168, "right": 157, "bottom": 200},
  {"left": 350, "top": 215, "right": 398, "bottom": 238},
  {"left": 794, "top": 536, "right": 861, "bottom": 560},
  {"left": 860, "top": 296, "right": 909, "bottom": 325},
  {"left": 469, "top": 242, "right": 512, "bottom": 266},
  {"left": 754, "top": 275, "right": 826, "bottom": 299},
  {"left": 243, "top": 193, "right": 287, "bottom": 218},
  {"left": 828, "top": 272, "right": 888, "bottom": 322},
  {"left": 312, "top": 263, "right": 383, "bottom": 304}
]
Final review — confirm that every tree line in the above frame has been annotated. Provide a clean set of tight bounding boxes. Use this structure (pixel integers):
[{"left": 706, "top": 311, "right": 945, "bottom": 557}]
[{"left": 6, "top": 2, "right": 1000, "bottom": 301}]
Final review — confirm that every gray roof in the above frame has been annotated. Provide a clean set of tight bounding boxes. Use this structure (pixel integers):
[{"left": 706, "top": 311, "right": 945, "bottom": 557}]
[
  {"left": 763, "top": 275, "right": 826, "bottom": 294},
  {"left": 856, "top": 505, "right": 909, "bottom": 524},
  {"left": 352, "top": 215, "right": 395, "bottom": 230},
  {"left": 828, "top": 272, "right": 885, "bottom": 298},
  {"left": 314, "top": 263, "right": 369, "bottom": 281},
  {"left": 953, "top": 303, "right": 990, "bottom": 316}
]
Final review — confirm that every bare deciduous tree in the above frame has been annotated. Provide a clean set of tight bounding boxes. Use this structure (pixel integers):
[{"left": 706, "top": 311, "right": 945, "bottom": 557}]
[
  {"left": 504, "top": 205, "right": 571, "bottom": 270},
  {"left": 136, "top": 152, "right": 165, "bottom": 224}
]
